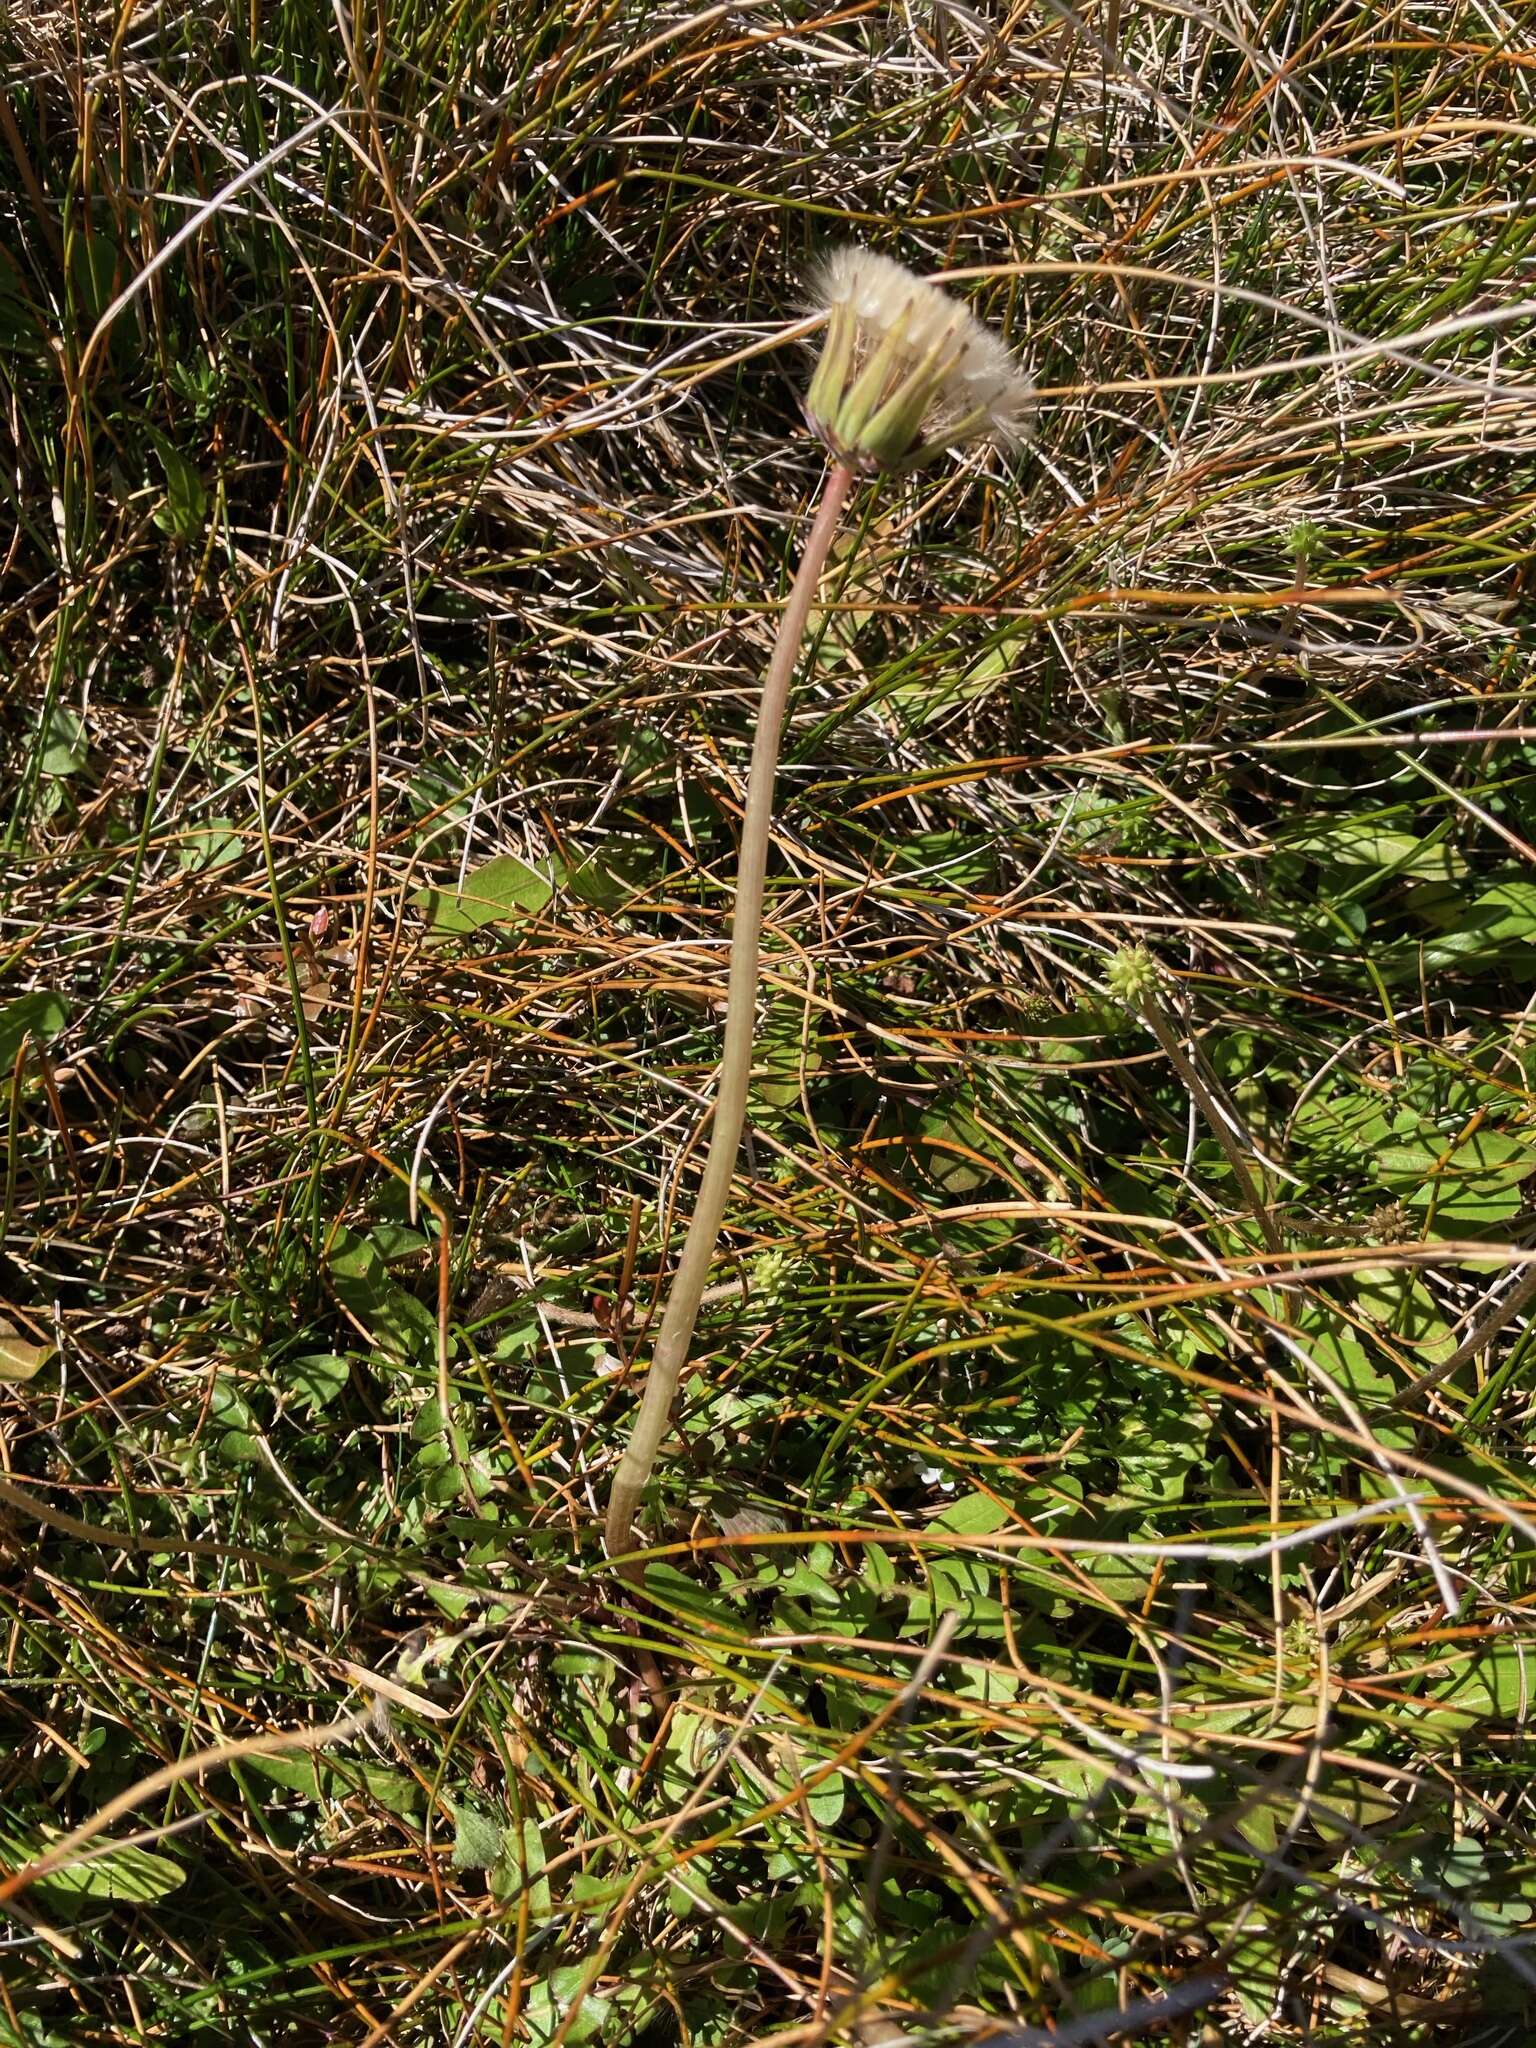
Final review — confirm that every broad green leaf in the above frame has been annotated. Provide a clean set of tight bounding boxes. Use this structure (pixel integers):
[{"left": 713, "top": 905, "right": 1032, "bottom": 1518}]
[
  {"left": 208, "top": 1375, "right": 255, "bottom": 1430},
  {"left": 1303, "top": 1310, "right": 1400, "bottom": 1413},
  {"left": 353, "top": 1764, "right": 425, "bottom": 1816},
  {"left": 68, "top": 232, "right": 121, "bottom": 321},
  {"left": 620, "top": 725, "right": 669, "bottom": 776},
  {"left": 750, "top": 1000, "right": 823, "bottom": 1111},
  {"left": 368, "top": 1223, "right": 431, "bottom": 1263},
  {"left": 559, "top": 837, "right": 658, "bottom": 910},
  {"left": 863, "top": 1543, "right": 897, "bottom": 1592},
  {"left": 1469, "top": 880, "right": 1536, "bottom": 941},
  {"left": 657, "top": 1709, "right": 713, "bottom": 1807},
  {"left": 242, "top": 1751, "right": 330, "bottom": 1796},
  {"left": 39, "top": 708, "right": 87, "bottom": 777},
  {"left": 888, "top": 830, "right": 997, "bottom": 891},
  {"left": 1431, "top": 1641, "right": 1535, "bottom": 1722},
  {"left": 1418, "top": 881, "right": 1536, "bottom": 971},
  {"left": 0, "top": 991, "right": 69, "bottom": 1074},
  {"left": 932, "top": 1491, "right": 1011, "bottom": 1537},
  {"left": 642, "top": 1561, "right": 743, "bottom": 1633},
  {"left": 0, "top": 246, "right": 42, "bottom": 353},
  {"left": 1291, "top": 1085, "right": 1394, "bottom": 1162},
  {"left": 282, "top": 1352, "right": 350, "bottom": 1414},
  {"left": 0, "top": 1318, "right": 53, "bottom": 1382},
  {"left": 520, "top": 1966, "right": 652, "bottom": 2048},
  {"left": 1352, "top": 1266, "right": 1454, "bottom": 1365},
  {"left": 773, "top": 1553, "right": 843, "bottom": 1611},
  {"left": 1109, "top": 1404, "right": 1211, "bottom": 1505},
  {"left": 452, "top": 1804, "right": 503, "bottom": 1873},
  {"left": 1289, "top": 819, "right": 1467, "bottom": 883},
  {"left": 914, "top": 1095, "right": 1001, "bottom": 1195},
  {"left": 1218, "top": 1907, "right": 1287, "bottom": 2026},
  {"left": 1376, "top": 1129, "right": 1535, "bottom": 1226},
  {"left": 153, "top": 444, "right": 207, "bottom": 543},
  {"left": 327, "top": 1226, "right": 436, "bottom": 1362},
  {"left": 416, "top": 853, "right": 553, "bottom": 934},
  {"left": 177, "top": 821, "right": 243, "bottom": 872},
  {"left": 918, "top": 1553, "right": 1005, "bottom": 1629},
  {"left": 767, "top": 1749, "right": 845, "bottom": 1826},
  {"left": 883, "top": 626, "right": 1028, "bottom": 730},
  {"left": 950, "top": 1660, "right": 1020, "bottom": 1704},
  {"left": 1308, "top": 1780, "right": 1401, "bottom": 1843},
  {"left": 0, "top": 1829, "right": 186, "bottom": 1906},
  {"left": 491, "top": 1817, "right": 551, "bottom": 1911}
]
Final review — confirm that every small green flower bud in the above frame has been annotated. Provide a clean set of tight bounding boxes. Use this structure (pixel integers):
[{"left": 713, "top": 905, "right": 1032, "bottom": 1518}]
[{"left": 1107, "top": 946, "right": 1160, "bottom": 1007}]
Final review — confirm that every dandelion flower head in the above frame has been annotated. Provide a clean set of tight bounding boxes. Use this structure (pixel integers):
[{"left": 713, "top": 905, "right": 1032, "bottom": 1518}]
[{"left": 804, "top": 247, "right": 1032, "bottom": 473}]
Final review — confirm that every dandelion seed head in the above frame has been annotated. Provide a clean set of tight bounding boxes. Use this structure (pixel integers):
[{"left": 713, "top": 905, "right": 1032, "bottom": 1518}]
[{"left": 803, "top": 246, "right": 1032, "bottom": 472}]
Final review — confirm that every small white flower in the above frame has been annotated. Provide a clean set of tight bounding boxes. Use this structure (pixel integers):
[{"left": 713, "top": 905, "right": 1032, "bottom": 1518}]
[{"left": 804, "top": 246, "right": 1032, "bottom": 472}]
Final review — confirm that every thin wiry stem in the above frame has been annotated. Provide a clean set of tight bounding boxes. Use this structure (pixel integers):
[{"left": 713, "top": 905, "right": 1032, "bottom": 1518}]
[
  {"left": 1390, "top": 1256, "right": 1536, "bottom": 1408},
  {"left": 1137, "top": 987, "right": 1287, "bottom": 1259},
  {"left": 604, "top": 460, "right": 856, "bottom": 1571}
]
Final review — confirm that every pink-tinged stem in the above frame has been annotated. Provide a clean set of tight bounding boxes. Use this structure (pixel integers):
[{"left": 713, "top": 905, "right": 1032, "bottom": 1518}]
[{"left": 605, "top": 460, "right": 856, "bottom": 1572}]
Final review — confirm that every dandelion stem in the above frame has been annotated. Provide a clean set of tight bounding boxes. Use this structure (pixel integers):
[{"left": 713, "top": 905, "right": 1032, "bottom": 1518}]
[{"left": 605, "top": 460, "right": 856, "bottom": 1572}]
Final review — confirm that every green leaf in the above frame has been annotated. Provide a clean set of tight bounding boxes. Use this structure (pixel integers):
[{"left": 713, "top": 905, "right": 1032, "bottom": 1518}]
[
  {"left": 39, "top": 708, "right": 87, "bottom": 778},
  {"left": 620, "top": 725, "right": 670, "bottom": 776},
  {"left": 68, "top": 232, "right": 121, "bottom": 321},
  {"left": 281, "top": 1352, "right": 351, "bottom": 1415},
  {"left": 773, "top": 1554, "right": 843, "bottom": 1611},
  {"left": 353, "top": 1764, "right": 425, "bottom": 1816},
  {"left": 177, "top": 821, "right": 243, "bottom": 873},
  {"left": 490, "top": 1817, "right": 551, "bottom": 1911},
  {"left": 1431, "top": 1642, "right": 1535, "bottom": 1723},
  {"left": 452, "top": 1804, "right": 504, "bottom": 1873},
  {"left": 0, "top": 247, "right": 42, "bottom": 354},
  {"left": 3, "top": 1832, "right": 187, "bottom": 1906},
  {"left": 0, "top": 1318, "right": 53, "bottom": 1382},
  {"left": 1291, "top": 1084, "right": 1393, "bottom": 1163},
  {"left": 1109, "top": 1405, "right": 1211, "bottom": 1504},
  {"left": 750, "top": 1000, "right": 823, "bottom": 1111},
  {"left": 914, "top": 1092, "right": 1004, "bottom": 1196},
  {"left": 559, "top": 837, "right": 658, "bottom": 910},
  {"left": 521, "top": 1967, "right": 635, "bottom": 2048},
  {"left": 368, "top": 1223, "right": 431, "bottom": 1263},
  {"left": 208, "top": 1375, "right": 255, "bottom": 1430},
  {"left": 1352, "top": 1265, "right": 1455, "bottom": 1366},
  {"left": 863, "top": 1543, "right": 897, "bottom": 1593},
  {"left": 932, "top": 1491, "right": 1011, "bottom": 1536},
  {"left": 1308, "top": 1779, "right": 1401, "bottom": 1843},
  {"left": 152, "top": 443, "right": 207, "bottom": 543},
  {"left": 770, "top": 1754, "right": 845, "bottom": 1827},
  {"left": 1468, "top": 880, "right": 1536, "bottom": 941},
  {"left": 1219, "top": 1908, "right": 1287, "bottom": 2026},
  {"left": 1288, "top": 819, "right": 1467, "bottom": 884},
  {"left": 888, "top": 830, "right": 998, "bottom": 891},
  {"left": 416, "top": 853, "right": 552, "bottom": 933},
  {"left": 326, "top": 1227, "right": 436, "bottom": 1362},
  {"left": 0, "top": 991, "right": 71, "bottom": 1070},
  {"left": 1418, "top": 881, "right": 1536, "bottom": 972},
  {"left": 1376, "top": 1129, "right": 1536, "bottom": 1226},
  {"left": 242, "top": 1752, "right": 330, "bottom": 1796},
  {"left": 642, "top": 1561, "right": 743, "bottom": 1633}
]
